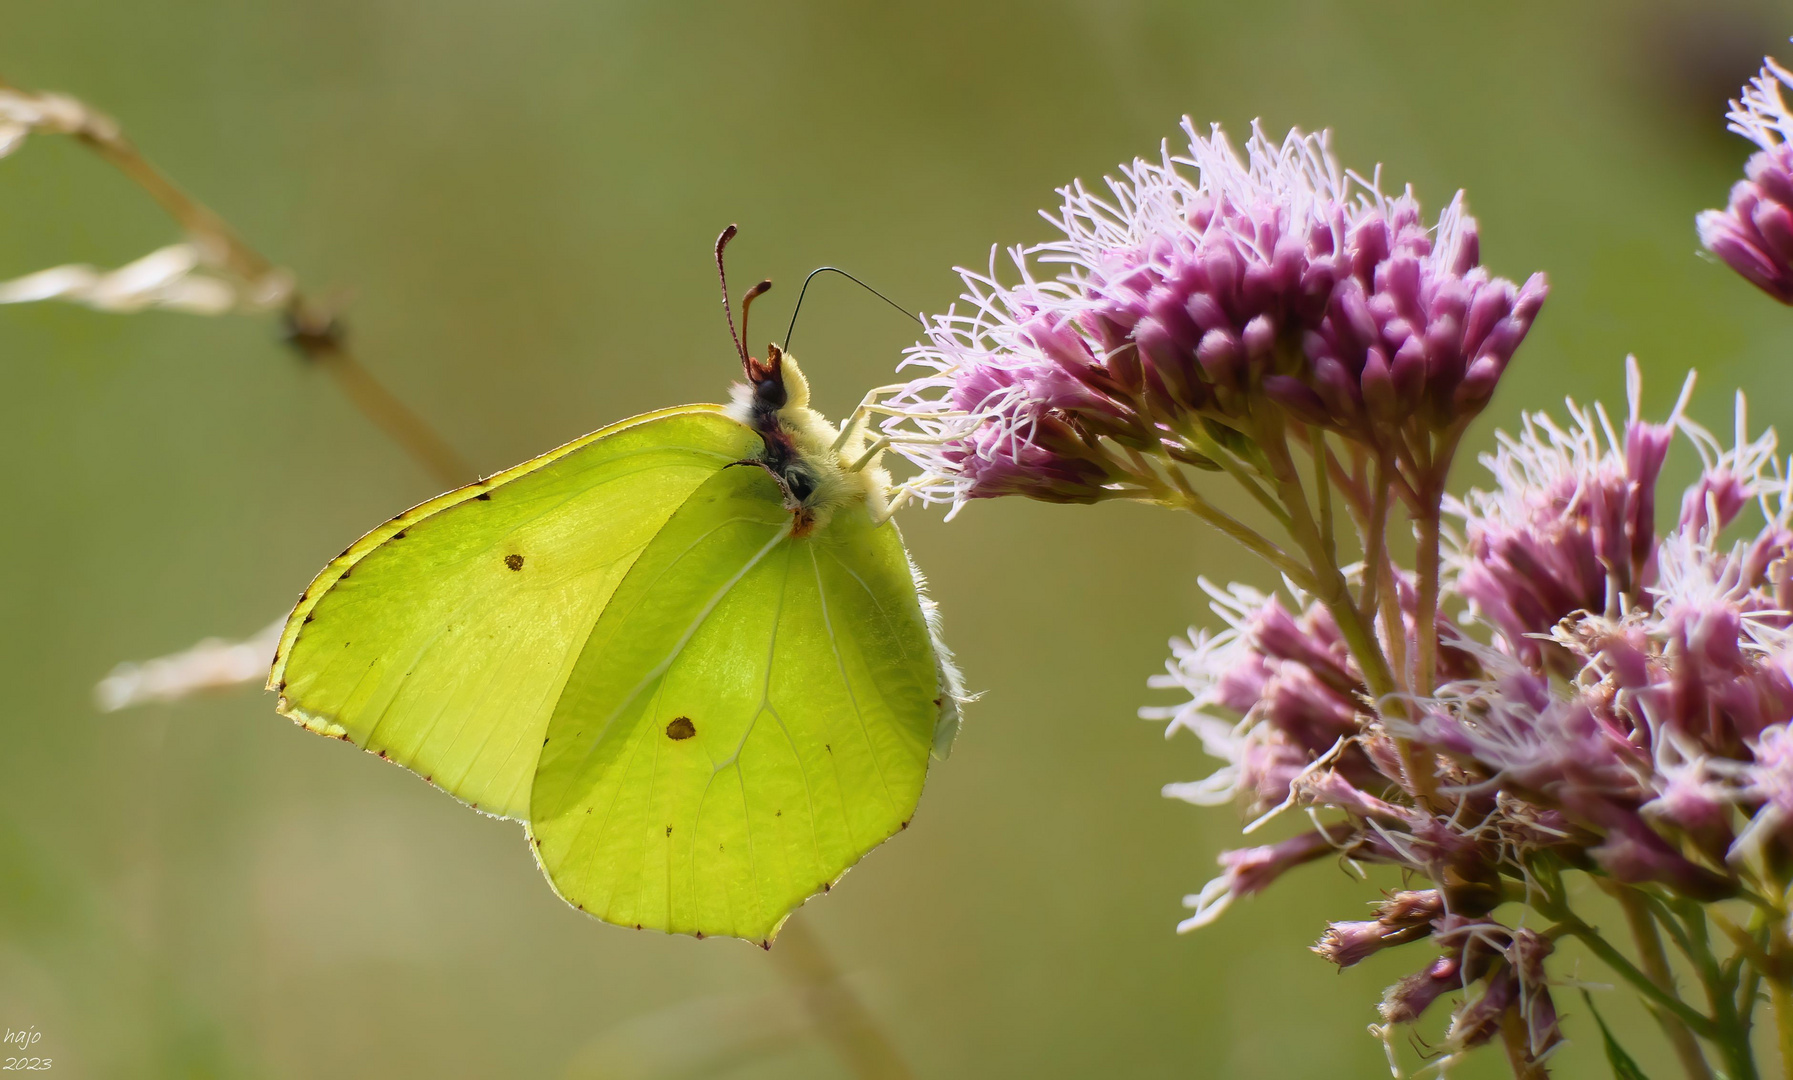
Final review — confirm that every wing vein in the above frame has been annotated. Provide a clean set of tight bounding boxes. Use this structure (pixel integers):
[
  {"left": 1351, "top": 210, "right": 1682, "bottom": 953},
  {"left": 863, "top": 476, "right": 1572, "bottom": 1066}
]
[
  {"left": 811, "top": 546, "right": 897, "bottom": 813},
  {"left": 565, "top": 521, "right": 792, "bottom": 786}
]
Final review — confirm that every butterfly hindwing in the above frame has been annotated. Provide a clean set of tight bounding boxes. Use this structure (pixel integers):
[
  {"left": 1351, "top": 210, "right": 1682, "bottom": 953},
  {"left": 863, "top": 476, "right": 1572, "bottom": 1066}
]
[
  {"left": 529, "top": 465, "right": 938, "bottom": 942},
  {"left": 269, "top": 406, "right": 761, "bottom": 820}
]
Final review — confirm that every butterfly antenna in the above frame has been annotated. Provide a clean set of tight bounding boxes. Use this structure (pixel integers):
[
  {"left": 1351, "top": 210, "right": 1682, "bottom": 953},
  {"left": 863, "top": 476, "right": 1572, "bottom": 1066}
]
[
  {"left": 740, "top": 278, "right": 774, "bottom": 358},
  {"left": 784, "top": 266, "right": 922, "bottom": 352},
  {"left": 714, "top": 225, "right": 750, "bottom": 370}
]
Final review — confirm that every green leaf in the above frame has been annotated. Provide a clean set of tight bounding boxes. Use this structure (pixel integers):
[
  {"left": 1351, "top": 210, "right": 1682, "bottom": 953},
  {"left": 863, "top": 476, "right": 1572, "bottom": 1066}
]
[{"left": 1581, "top": 991, "right": 1652, "bottom": 1080}]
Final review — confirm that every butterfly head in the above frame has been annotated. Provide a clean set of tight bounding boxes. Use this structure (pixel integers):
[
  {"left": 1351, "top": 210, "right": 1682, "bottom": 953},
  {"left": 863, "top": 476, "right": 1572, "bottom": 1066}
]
[
  {"left": 742, "top": 340, "right": 811, "bottom": 415},
  {"left": 714, "top": 225, "right": 889, "bottom": 531}
]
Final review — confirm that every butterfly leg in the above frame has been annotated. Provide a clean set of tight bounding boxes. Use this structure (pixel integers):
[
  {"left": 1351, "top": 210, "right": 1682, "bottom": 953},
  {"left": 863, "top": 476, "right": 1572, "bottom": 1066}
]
[
  {"left": 845, "top": 432, "right": 961, "bottom": 474},
  {"left": 869, "top": 483, "right": 917, "bottom": 526},
  {"left": 828, "top": 384, "right": 916, "bottom": 454}
]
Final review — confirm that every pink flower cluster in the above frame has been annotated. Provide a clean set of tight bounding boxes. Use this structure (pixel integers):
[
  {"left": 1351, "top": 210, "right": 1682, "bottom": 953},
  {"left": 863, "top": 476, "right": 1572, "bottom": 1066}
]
[
  {"left": 1150, "top": 362, "right": 1793, "bottom": 1060},
  {"left": 883, "top": 121, "right": 1545, "bottom": 512}
]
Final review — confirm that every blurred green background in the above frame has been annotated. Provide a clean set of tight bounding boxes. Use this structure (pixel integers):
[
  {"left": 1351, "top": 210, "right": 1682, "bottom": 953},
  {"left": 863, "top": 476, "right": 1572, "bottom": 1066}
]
[{"left": 3, "top": 0, "right": 1792, "bottom": 1076}]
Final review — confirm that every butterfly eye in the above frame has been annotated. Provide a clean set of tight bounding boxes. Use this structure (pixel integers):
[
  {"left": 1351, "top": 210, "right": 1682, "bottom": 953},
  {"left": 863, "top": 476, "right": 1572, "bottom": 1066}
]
[{"left": 753, "top": 375, "right": 788, "bottom": 410}]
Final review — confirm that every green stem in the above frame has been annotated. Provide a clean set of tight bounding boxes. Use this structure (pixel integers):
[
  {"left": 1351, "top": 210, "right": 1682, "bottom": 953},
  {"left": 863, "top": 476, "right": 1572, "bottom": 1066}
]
[
  {"left": 1771, "top": 978, "right": 1793, "bottom": 1080},
  {"left": 1174, "top": 421, "right": 1290, "bottom": 529},
  {"left": 1365, "top": 456, "right": 1409, "bottom": 693},
  {"left": 1413, "top": 496, "right": 1443, "bottom": 697},
  {"left": 1247, "top": 408, "right": 1436, "bottom": 800},
  {"left": 1737, "top": 908, "right": 1771, "bottom": 1043},
  {"left": 1672, "top": 897, "right": 1760, "bottom": 1080},
  {"left": 1601, "top": 883, "right": 1713, "bottom": 1080},
  {"left": 1542, "top": 913, "right": 1718, "bottom": 1039},
  {"left": 1157, "top": 481, "right": 1315, "bottom": 591},
  {"left": 1251, "top": 411, "right": 1395, "bottom": 700},
  {"left": 1406, "top": 422, "right": 1466, "bottom": 698},
  {"left": 1308, "top": 425, "right": 1336, "bottom": 565},
  {"left": 1358, "top": 458, "right": 1389, "bottom": 622},
  {"left": 1321, "top": 438, "right": 1373, "bottom": 521}
]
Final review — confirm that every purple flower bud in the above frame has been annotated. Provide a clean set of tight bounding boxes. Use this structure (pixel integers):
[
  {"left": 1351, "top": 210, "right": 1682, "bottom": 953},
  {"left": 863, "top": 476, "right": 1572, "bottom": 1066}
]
[
  {"left": 1460, "top": 277, "right": 1514, "bottom": 356},
  {"left": 1389, "top": 336, "right": 1427, "bottom": 409},
  {"left": 1681, "top": 467, "right": 1751, "bottom": 533},
  {"left": 1446, "top": 966, "right": 1517, "bottom": 1049},
  {"left": 1237, "top": 729, "right": 1310, "bottom": 811},
  {"left": 1148, "top": 283, "right": 1205, "bottom": 353},
  {"left": 1509, "top": 930, "right": 1564, "bottom": 1060},
  {"left": 1644, "top": 768, "right": 1736, "bottom": 861},
  {"left": 1152, "top": 585, "right": 1382, "bottom": 814},
  {"left": 1021, "top": 313, "right": 1097, "bottom": 374},
  {"left": 1310, "top": 356, "right": 1362, "bottom": 423},
  {"left": 1263, "top": 375, "right": 1331, "bottom": 426},
  {"left": 1134, "top": 318, "right": 1202, "bottom": 411},
  {"left": 1184, "top": 292, "right": 1229, "bottom": 333},
  {"left": 1298, "top": 769, "right": 1409, "bottom": 822},
  {"left": 1380, "top": 955, "right": 1461, "bottom": 1024},
  {"left": 1378, "top": 889, "right": 1446, "bottom": 927},
  {"left": 1219, "top": 831, "right": 1336, "bottom": 895},
  {"left": 1703, "top": 154, "right": 1793, "bottom": 303},
  {"left": 1626, "top": 418, "right": 1673, "bottom": 574},
  {"left": 1260, "top": 668, "right": 1360, "bottom": 753},
  {"left": 1448, "top": 218, "right": 1481, "bottom": 277},
  {"left": 1586, "top": 809, "right": 1735, "bottom": 900},
  {"left": 1360, "top": 347, "right": 1398, "bottom": 420},
  {"left": 1331, "top": 278, "right": 1379, "bottom": 354},
  {"left": 1308, "top": 198, "right": 1545, "bottom": 438},
  {"left": 1247, "top": 601, "right": 1356, "bottom": 692},
  {"left": 1196, "top": 328, "right": 1245, "bottom": 390},
  {"left": 1701, "top": 63, "right": 1793, "bottom": 303},
  {"left": 945, "top": 419, "right": 1115, "bottom": 504},
  {"left": 1378, "top": 252, "right": 1423, "bottom": 318},
  {"left": 1176, "top": 828, "right": 1346, "bottom": 931},
  {"left": 1313, "top": 914, "right": 1432, "bottom": 968},
  {"left": 1453, "top": 356, "right": 1502, "bottom": 410}
]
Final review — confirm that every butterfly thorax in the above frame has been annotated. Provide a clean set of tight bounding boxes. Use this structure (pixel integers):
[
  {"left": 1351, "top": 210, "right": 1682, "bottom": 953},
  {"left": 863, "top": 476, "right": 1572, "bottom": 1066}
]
[{"left": 726, "top": 343, "right": 890, "bottom": 536}]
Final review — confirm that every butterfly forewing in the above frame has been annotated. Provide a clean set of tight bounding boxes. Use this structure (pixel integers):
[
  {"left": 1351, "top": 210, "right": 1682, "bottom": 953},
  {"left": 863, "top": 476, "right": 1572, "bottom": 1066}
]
[
  {"left": 529, "top": 466, "right": 937, "bottom": 942},
  {"left": 270, "top": 407, "right": 760, "bottom": 820}
]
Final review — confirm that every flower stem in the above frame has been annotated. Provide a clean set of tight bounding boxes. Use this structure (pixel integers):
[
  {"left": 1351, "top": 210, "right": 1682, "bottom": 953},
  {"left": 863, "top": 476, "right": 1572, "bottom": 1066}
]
[
  {"left": 1601, "top": 882, "right": 1714, "bottom": 1080},
  {"left": 1358, "top": 459, "right": 1389, "bottom": 619},
  {"left": 1669, "top": 896, "right": 1762, "bottom": 1080},
  {"left": 1413, "top": 498, "right": 1443, "bottom": 697},
  {"left": 1364, "top": 456, "right": 1409, "bottom": 692},
  {"left": 1145, "top": 461, "right": 1317, "bottom": 591},
  {"left": 1174, "top": 421, "right": 1291, "bottom": 529},
  {"left": 1308, "top": 425, "right": 1337, "bottom": 566},
  {"left": 1541, "top": 911, "right": 1718, "bottom": 1039},
  {"left": 1251, "top": 412, "right": 1396, "bottom": 699},
  {"left": 1248, "top": 409, "right": 1438, "bottom": 798},
  {"left": 1406, "top": 423, "right": 1465, "bottom": 698},
  {"left": 1771, "top": 977, "right": 1793, "bottom": 1080}
]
